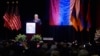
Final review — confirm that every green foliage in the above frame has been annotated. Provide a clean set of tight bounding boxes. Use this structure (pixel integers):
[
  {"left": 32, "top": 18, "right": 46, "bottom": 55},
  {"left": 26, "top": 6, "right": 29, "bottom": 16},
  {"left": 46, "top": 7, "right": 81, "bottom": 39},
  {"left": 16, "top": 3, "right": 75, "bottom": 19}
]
[
  {"left": 15, "top": 34, "right": 26, "bottom": 42},
  {"left": 31, "top": 34, "right": 42, "bottom": 41}
]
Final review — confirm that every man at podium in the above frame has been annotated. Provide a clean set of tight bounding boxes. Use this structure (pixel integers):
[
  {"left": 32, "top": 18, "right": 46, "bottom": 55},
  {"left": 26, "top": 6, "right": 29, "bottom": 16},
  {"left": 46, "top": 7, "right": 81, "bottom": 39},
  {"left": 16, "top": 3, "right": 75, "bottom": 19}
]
[
  {"left": 33, "top": 14, "right": 42, "bottom": 34},
  {"left": 33, "top": 14, "right": 42, "bottom": 25}
]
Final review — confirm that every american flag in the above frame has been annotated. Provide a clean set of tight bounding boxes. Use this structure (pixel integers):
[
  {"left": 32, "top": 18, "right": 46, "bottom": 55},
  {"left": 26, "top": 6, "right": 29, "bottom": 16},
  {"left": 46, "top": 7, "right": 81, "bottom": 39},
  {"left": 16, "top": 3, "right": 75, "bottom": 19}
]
[
  {"left": 3, "top": 12, "right": 11, "bottom": 29},
  {"left": 3, "top": 5, "right": 21, "bottom": 31},
  {"left": 12, "top": 6, "right": 21, "bottom": 30}
]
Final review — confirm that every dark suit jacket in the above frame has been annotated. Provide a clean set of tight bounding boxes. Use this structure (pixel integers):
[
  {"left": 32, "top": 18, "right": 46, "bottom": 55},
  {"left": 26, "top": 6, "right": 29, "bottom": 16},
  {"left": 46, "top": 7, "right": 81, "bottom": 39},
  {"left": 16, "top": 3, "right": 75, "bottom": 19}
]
[{"left": 33, "top": 19, "right": 42, "bottom": 25}]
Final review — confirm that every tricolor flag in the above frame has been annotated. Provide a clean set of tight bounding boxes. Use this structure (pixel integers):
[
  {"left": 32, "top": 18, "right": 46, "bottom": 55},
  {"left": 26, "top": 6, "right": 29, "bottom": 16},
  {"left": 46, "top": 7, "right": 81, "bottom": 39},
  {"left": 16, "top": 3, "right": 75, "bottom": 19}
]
[
  {"left": 70, "top": 0, "right": 80, "bottom": 31},
  {"left": 78, "top": 0, "right": 91, "bottom": 31},
  {"left": 49, "top": 0, "right": 70, "bottom": 25},
  {"left": 49, "top": 0, "right": 91, "bottom": 31},
  {"left": 49, "top": 0, "right": 80, "bottom": 31},
  {"left": 86, "top": 0, "right": 91, "bottom": 31}
]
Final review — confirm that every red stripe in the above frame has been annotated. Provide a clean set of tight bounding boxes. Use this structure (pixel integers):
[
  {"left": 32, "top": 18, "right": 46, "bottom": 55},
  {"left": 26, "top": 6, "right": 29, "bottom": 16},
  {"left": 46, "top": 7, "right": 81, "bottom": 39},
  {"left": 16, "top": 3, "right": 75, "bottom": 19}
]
[
  {"left": 3, "top": 6, "right": 21, "bottom": 30},
  {"left": 13, "top": 14, "right": 21, "bottom": 30}
]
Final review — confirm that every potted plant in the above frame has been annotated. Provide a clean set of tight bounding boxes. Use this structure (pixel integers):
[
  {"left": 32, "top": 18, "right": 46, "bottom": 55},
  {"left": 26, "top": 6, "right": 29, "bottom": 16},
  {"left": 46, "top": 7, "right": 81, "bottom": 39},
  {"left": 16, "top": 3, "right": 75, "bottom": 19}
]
[
  {"left": 31, "top": 34, "right": 42, "bottom": 42},
  {"left": 15, "top": 34, "right": 26, "bottom": 42}
]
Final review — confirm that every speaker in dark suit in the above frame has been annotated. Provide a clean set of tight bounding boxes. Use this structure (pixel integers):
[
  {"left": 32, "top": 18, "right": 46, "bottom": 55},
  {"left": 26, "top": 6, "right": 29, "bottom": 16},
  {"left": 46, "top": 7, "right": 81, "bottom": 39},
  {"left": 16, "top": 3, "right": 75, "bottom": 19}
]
[
  {"left": 33, "top": 14, "right": 42, "bottom": 25},
  {"left": 33, "top": 14, "right": 42, "bottom": 34}
]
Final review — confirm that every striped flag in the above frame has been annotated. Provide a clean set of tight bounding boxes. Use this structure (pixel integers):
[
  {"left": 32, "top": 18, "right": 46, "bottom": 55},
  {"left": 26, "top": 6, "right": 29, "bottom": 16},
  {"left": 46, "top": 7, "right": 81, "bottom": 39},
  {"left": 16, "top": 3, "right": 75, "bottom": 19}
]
[
  {"left": 70, "top": 0, "right": 80, "bottom": 31},
  {"left": 78, "top": 0, "right": 91, "bottom": 31},
  {"left": 3, "top": 12, "right": 11, "bottom": 29},
  {"left": 12, "top": 6, "right": 21, "bottom": 30},
  {"left": 49, "top": 0, "right": 80, "bottom": 31},
  {"left": 49, "top": 0, "right": 91, "bottom": 31},
  {"left": 3, "top": 8, "right": 15, "bottom": 30},
  {"left": 3, "top": 5, "right": 21, "bottom": 30},
  {"left": 77, "top": 0, "right": 84, "bottom": 31},
  {"left": 49, "top": 0, "right": 70, "bottom": 25}
]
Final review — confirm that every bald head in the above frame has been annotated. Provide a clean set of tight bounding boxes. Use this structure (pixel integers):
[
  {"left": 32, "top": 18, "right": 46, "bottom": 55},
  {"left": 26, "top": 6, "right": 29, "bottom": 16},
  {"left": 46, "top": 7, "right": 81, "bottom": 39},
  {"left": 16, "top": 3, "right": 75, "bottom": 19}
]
[{"left": 34, "top": 14, "right": 39, "bottom": 19}]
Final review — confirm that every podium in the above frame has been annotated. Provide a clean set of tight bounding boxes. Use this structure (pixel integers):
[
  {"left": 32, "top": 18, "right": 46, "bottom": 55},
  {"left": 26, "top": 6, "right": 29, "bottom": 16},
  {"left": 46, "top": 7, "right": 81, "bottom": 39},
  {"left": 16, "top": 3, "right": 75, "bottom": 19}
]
[
  {"left": 26, "top": 22, "right": 41, "bottom": 40},
  {"left": 26, "top": 22, "right": 36, "bottom": 34}
]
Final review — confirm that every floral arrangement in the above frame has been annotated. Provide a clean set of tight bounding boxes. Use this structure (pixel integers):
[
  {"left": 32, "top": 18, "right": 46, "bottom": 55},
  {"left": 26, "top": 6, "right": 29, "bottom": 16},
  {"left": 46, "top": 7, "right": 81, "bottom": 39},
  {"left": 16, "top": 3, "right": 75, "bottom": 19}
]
[
  {"left": 31, "top": 34, "right": 42, "bottom": 41},
  {"left": 15, "top": 34, "right": 27, "bottom": 42}
]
